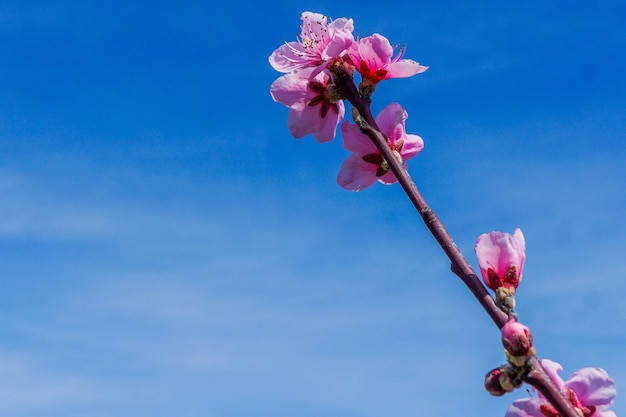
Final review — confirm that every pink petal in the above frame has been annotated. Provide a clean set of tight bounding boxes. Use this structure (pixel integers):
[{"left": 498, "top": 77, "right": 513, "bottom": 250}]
[
  {"left": 324, "top": 17, "right": 355, "bottom": 58},
  {"left": 375, "top": 102, "right": 407, "bottom": 138},
  {"left": 505, "top": 397, "right": 543, "bottom": 417},
  {"left": 565, "top": 367, "right": 616, "bottom": 408},
  {"left": 337, "top": 153, "right": 378, "bottom": 191},
  {"left": 287, "top": 102, "right": 318, "bottom": 139},
  {"left": 386, "top": 59, "right": 429, "bottom": 79},
  {"left": 268, "top": 42, "right": 309, "bottom": 73},
  {"left": 512, "top": 228, "right": 526, "bottom": 273},
  {"left": 340, "top": 121, "right": 377, "bottom": 153},
  {"left": 595, "top": 411, "right": 618, "bottom": 417},
  {"left": 378, "top": 169, "right": 399, "bottom": 185},
  {"left": 312, "top": 101, "right": 345, "bottom": 143},
  {"left": 287, "top": 99, "right": 342, "bottom": 142},
  {"left": 400, "top": 133, "right": 424, "bottom": 159},
  {"left": 359, "top": 33, "right": 393, "bottom": 67},
  {"left": 270, "top": 72, "right": 311, "bottom": 107}
]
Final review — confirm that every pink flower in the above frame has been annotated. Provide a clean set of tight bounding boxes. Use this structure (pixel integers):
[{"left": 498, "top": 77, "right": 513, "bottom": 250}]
[
  {"left": 506, "top": 360, "right": 616, "bottom": 417},
  {"left": 337, "top": 102, "right": 423, "bottom": 191},
  {"left": 347, "top": 33, "right": 428, "bottom": 84},
  {"left": 270, "top": 68, "right": 345, "bottom": 143},
  {"left": 475, "top": 229, "right": 526, "bottom": 291},
  {"left": 269, "top": 12, "right": 355, "bottom": 74}
]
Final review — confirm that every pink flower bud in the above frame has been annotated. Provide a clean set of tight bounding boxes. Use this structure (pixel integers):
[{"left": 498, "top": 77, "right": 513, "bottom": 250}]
[
  {"left": 502, "top": 320, "right": 533, "bottom": 358},
  {"left": 475, "top": 229, "right": 526, "bottom": 291}
]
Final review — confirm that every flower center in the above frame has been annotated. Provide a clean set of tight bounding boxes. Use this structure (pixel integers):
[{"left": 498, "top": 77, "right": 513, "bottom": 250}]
[
  {"left": 307, "top": 80, "right": 340, "bottom": 118},
  {"left": 299, "top": 15, "right": 330, "bottom": 52},
  {"left": 362, "top": 149, "right": 403, "bottom": 177}
]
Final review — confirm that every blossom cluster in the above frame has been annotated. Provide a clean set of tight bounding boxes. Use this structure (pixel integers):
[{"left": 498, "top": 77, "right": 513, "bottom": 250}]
[
  {"left": 269, "top": 12, "right": 428, "bottom": 191},
  {"left": 477, "top": 230, "right": 617, "bottom": 417},
  {"left": 271, "top": 12, "right": 617, "bottom": 417}
]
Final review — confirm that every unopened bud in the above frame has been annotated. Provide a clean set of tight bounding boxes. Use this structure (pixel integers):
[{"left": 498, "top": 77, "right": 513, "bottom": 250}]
[
  {"left": 484, "top": 366, "right": 516, "bottom": 396},
  {"left": 502, "top": 320, "right": 533, "bottom": 357}
]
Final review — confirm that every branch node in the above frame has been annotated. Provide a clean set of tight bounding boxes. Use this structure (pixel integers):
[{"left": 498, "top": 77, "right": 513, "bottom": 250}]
[{"left": 351, "top": 107, "right": 368, "bottom": 129}]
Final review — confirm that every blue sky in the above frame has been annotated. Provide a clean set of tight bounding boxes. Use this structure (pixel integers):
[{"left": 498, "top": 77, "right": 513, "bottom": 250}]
[{"left": 1, "top": 1, "right": 625, "bottom": 416}]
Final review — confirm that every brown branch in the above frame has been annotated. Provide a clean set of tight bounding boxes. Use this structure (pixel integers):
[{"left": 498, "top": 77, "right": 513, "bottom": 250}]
[
  {"left": 330, "top": 64, "right": 580, "bottom": 417},
  {"left": 350, "top": 105, "right": 507, "bottom": 329}
]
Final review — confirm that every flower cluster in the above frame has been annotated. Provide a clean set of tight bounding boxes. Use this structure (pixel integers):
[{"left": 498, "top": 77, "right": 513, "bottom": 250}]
[
  {"left": 269, "top": 11, "right": 428, "bottom": 191},
  {"left": 272, "top": 12, "right": 617, "bottom": 417},
  {"left": 476, "top": 231, "right": 616, "bottom": 417}
]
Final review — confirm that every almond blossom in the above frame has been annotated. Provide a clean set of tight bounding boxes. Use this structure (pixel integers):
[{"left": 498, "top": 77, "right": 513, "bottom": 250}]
[
  {"left": 347, "top": 33, "right": 428, "bottom": 86},
  {"left": 337, "top": 102, "right": 423, "bottom": 191},
  {"left": 270, "top": 68, "right": 345, "bottom": 143},
  {"left": 269, "top": 12, "right": 355, "bottom": 74},
  {"left": 475, "top": 229, "right": 526, "bottom": 291},
  {"left": 506, "top": 360, "right": 616, "bottom": 417}
]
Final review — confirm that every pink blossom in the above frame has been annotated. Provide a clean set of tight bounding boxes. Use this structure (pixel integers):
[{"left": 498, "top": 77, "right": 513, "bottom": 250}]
[
  {"left": 269, "top": 12, "right": 355, "bottom": 74},
  {"left": 270, "top": 68, "right": 345, "bottom": 143},
  {"left": 506, "top": 360, "right": 616, "bottom": 417},
  {"left": 474, "top": 229, "right": 526, "bottom": 291},
  {"left": 347, "top": 33, "right": 428, "bottom": 84},
  {"left": 337, "top": 102, "right": 423, "bottom": 191}
]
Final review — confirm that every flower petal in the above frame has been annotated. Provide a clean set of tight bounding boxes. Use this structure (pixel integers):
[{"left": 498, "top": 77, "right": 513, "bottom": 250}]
[
  {"left": 359, "top": 33, "right": 393, "bottom": 67},
  {"left": 595, "top": 410, "right": 617, "bottom": 417},
  {"left": 270, "top": 71, "right": 311, "bottom": 107},
  {"left": 375, "top": 102, "right": 406, "bottom": 138},
  {"left": 512, "top": 228, "right": 526, "bottom": 274},
  {"left": 378, "top": 169, "right": 399, "bottom": 185},
  {"left": 287, "top": 100, "right": 325, "bottom": 139},
  {"left": 340, "top": 121, "right": 377, "bottom": 153},
  {"left": 324, "top": 17, "right": 355, "bottom": 58},
  {"left": 311, "top": 101, "right": 345, "bottom": 143},
  {"left": 337, "top": 153, "right": 378, "bottom": 191},
  {"left": 565, "top": 367, "right": 616, "bottom": 408},
  {"left": 386, "top": 59, "right": 428, "bottom": 79},
  {"left": 505, "top": 397, "right": 543, "bottom": 417},
  {"left": 287, "top": 99, "right": 342, "bottom": 142},
  {"left": 400, "top": 133, "right": 424, "bottom": 160},
  {"left": 268, "top": 42, "right": 305, "bottom": 73}
]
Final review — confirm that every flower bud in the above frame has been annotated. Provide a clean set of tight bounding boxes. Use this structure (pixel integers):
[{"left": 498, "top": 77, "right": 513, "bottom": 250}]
[
  {"left": 484, "top": 366, "right": 511, "bottom": 396},
  {"left": 502, "top": 320, "right": 533, "bottom": 358},
  {"left": 475, "top": 229, "right": 526, "bottom": 291}
]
